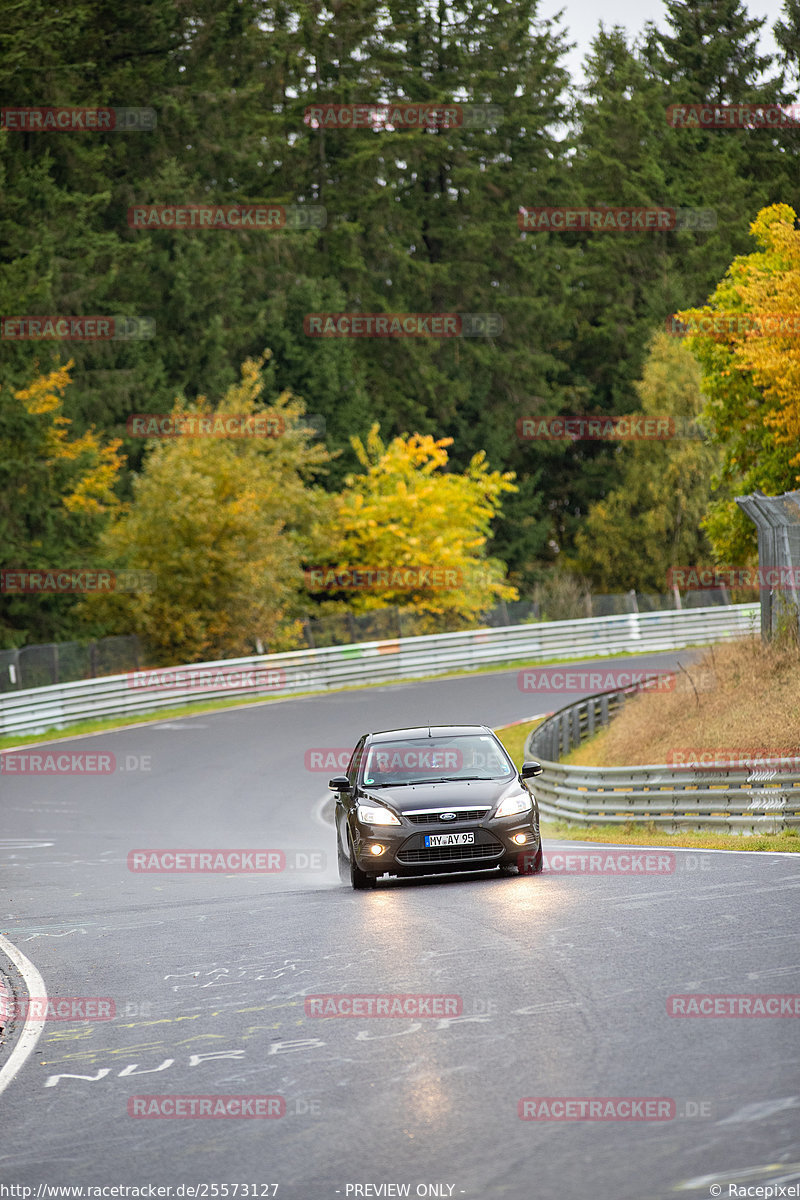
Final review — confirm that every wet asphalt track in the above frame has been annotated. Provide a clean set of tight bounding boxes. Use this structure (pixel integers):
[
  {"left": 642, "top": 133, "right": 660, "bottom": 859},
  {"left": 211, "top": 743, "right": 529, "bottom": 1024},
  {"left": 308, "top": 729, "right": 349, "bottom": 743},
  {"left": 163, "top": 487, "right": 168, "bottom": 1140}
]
[{"left": 1, "top": 651, "right": 799, "bottom": 1200}]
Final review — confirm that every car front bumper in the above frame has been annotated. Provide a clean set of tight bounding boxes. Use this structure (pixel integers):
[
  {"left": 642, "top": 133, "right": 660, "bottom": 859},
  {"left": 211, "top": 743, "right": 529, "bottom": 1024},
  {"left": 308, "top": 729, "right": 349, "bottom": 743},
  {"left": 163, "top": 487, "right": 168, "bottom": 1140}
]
[{"left": 351, "top": 814, "right": 540, "bottom": 876}]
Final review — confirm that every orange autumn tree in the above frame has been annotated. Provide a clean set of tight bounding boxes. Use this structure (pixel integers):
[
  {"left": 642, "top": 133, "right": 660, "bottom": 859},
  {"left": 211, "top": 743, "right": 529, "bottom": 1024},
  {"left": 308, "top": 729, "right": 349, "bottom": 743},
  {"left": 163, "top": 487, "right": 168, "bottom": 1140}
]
[{"left": 677, "top": 203, "right": 800, "bottom": 560}]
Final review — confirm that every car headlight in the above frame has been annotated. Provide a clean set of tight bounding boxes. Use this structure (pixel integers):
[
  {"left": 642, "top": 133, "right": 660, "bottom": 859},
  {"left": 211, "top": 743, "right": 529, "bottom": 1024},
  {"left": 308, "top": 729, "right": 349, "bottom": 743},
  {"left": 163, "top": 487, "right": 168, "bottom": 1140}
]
[
  {"left": 357, "top": 804, "right": 401, "bottom": 826},
  {"left": 495, "top": 792, "right": 533, "bottom": 818}
]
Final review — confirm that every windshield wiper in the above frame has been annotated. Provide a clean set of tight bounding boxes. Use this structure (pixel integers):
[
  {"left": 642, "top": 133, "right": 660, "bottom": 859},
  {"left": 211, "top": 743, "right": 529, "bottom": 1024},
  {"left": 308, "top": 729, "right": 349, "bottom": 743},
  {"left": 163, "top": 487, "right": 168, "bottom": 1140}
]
[
  {"left": 428, "top": 775, "right": 496, "bottom": 782},
  {"left": 364, "top": 780, "right": 420, "bottom": 788},
  {"left": 366, "top": 775, "right": 496, "bottom": 787},
  {"left": 365, "top": 778, "right": 456, "bottom": 788}
]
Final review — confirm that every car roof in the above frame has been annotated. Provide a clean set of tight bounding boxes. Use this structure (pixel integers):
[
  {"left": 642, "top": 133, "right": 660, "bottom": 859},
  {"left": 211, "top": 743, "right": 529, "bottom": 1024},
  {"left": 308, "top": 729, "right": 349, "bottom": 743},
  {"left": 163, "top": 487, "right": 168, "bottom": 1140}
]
[{"left": 365, "top": 725, "right": 493, "bottom": 743}]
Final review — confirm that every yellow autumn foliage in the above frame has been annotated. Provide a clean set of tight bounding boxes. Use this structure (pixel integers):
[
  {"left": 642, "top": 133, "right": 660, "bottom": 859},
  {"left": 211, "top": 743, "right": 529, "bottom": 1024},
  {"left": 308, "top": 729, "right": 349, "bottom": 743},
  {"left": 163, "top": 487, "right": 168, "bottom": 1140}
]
[{"left": 311, "top": 424, "right": 518, "bottom": 624}]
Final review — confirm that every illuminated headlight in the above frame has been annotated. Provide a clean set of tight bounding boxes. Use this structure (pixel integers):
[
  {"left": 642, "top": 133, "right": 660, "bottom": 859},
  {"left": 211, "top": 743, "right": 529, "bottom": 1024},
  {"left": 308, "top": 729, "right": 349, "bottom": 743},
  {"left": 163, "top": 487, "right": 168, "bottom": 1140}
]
[
  {"left": 357, "top": 804, "right": 401, "bottom": 826},
  {"left": 495, "top": 792, "right": 533, "bottom": 818}
]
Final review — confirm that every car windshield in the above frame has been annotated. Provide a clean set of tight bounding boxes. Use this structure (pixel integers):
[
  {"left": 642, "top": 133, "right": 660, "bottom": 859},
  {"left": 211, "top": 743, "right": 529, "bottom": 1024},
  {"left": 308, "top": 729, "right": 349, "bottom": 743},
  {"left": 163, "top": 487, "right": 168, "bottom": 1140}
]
[{"left": 361, "top": 735, "right": 514, "bottom": 786}]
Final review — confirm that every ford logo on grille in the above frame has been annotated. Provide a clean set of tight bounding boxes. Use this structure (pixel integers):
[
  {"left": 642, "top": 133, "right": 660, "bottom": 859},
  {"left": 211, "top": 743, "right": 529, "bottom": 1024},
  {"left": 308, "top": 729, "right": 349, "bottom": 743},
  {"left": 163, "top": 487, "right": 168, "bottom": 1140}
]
[{"left": 440, "top": 812, "right": 457, "bottom": 821}]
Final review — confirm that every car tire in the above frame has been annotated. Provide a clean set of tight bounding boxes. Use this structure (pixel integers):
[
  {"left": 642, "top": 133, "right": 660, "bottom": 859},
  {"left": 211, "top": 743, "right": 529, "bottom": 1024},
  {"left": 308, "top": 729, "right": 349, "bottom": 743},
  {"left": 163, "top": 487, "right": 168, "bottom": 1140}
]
[
  {"left": 528, "top": 841, "right": 543, "bottom": 873},
  {"left": 337, "top": 826, "right": 350, "bottom": 884},
  {"left": 514, "top": 841, "right": 543, "bottom": 875},
  {"left": 349, "top": 836, "right": 375, "bottom": 890}
]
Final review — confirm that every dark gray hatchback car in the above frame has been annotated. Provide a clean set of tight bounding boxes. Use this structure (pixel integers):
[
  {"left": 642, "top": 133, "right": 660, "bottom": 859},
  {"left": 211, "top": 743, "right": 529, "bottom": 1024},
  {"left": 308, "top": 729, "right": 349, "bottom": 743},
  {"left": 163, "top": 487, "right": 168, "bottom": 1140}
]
[{"left": 330, "top": 724, "right": 543, "bottom": 889}]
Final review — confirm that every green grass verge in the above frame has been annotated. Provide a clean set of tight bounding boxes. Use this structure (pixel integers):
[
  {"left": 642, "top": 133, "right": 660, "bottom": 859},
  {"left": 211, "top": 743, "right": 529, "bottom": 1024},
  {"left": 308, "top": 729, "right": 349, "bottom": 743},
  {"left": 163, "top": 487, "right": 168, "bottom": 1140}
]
[
  {"left": 494, "top": 718, "right": 800, "bottom": 853},
  {"left": 540, "top": 820, "right": 799, "bottom": 853},
  {"left": 494, "top": 716, "right": 547, "bottom": 766},
  {"left": 0, "top": 643, "right": 711, "bottom": 750}
]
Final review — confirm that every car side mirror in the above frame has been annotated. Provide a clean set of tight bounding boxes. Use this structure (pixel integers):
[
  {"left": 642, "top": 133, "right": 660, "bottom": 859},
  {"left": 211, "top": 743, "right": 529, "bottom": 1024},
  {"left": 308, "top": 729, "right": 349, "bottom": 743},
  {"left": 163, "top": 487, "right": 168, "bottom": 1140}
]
[
  {"left": 521, "top": 761, "right": 543, "bottom": 778},
  {"left": 329, "top": 775, "right": 351, "bottom": 791}
]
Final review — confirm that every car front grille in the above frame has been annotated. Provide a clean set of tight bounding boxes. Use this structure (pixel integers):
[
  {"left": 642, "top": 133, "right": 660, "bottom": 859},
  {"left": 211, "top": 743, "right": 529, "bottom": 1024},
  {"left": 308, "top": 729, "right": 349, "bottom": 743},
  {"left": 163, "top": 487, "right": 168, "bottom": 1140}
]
[
  {"left": 396, "top": 838, "right": 504, "bottom": 864},
  {"left": 405, "top": 808, "right": 491, "bottom": 825}
]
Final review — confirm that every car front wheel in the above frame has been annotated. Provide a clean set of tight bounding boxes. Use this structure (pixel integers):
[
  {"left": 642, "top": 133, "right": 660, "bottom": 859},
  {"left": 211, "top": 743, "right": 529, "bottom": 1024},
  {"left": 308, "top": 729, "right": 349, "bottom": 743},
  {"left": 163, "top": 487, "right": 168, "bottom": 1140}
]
[
  {"left": 337, "top": 825, "right": 350, "bottom": 883},
  {"left": 349, "top": 835, "right": 376, "bottom": 890},
  {"left": 512, "top": 841, "right": 543, "bottom": 874},
  {"left": 527, "top": 841, "right": 543, "bottom": 873}
]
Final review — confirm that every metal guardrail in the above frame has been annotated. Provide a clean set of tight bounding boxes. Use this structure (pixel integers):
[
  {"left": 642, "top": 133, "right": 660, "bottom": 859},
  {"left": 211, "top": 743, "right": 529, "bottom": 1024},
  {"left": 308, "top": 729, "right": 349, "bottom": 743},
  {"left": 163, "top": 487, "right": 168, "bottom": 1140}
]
[
  {"left": 0, "top": 603, "right": 758, "bottom": 740},
  {"left": 524, "top": 680, "right": 800, "bottom": 833},
  {"left": 0, "top": 592, "right": 735, "bottom": 694}
]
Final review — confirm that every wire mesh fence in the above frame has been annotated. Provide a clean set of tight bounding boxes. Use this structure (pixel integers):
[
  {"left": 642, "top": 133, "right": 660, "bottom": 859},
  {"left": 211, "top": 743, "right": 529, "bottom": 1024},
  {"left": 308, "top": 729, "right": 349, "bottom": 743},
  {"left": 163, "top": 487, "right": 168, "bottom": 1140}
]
[
  {"left": 0, "top": 635, "right": 141, "bottom": 693},
  {"left": 300, "top": 588, "right": 733, "bottom": 648},
  {"left": 736, "top": 490, "right": 800, "bottom": 640},
  {"left": 0, "top": 588, "right": 736, "bottom": 691}
]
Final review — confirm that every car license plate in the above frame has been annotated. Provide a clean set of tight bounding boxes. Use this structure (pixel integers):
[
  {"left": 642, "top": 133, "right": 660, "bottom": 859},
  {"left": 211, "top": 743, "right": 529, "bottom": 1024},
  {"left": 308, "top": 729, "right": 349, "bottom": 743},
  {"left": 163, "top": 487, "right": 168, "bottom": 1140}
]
[{"left": 424, "top": 832, "right": 475, "bottom": 848}]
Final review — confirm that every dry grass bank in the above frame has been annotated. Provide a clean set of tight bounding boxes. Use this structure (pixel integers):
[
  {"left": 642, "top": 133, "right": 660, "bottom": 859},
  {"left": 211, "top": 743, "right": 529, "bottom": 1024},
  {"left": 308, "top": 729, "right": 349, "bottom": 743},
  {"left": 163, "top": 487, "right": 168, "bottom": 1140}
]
[{"left": 565, "top": 636, "right": 800, "bottom": 767}]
